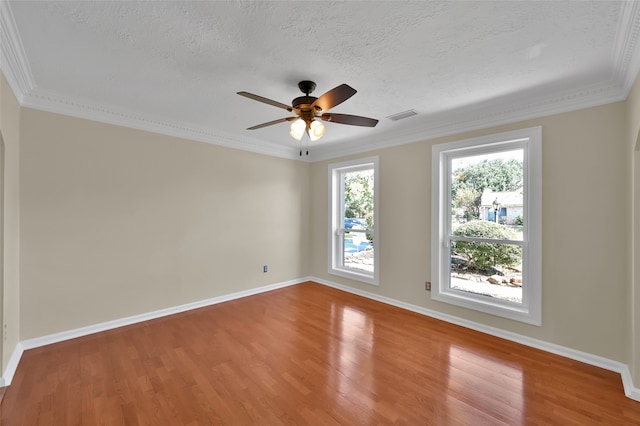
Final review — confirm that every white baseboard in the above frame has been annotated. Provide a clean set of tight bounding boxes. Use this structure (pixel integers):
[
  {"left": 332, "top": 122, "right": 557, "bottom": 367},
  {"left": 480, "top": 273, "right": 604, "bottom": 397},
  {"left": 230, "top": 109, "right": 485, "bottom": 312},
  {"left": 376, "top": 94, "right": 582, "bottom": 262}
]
[
  {"left": 2, "top": 276, "right": 639, "bottom": 403},
  {"left": 1, "top": 278, "right": 303, "bottom": 386},
  {"left": 1, "top": 342, "right": 24, "bottom": 387},
  {"left": 311, "top": 276, "right": 640, "bottom": 403}
]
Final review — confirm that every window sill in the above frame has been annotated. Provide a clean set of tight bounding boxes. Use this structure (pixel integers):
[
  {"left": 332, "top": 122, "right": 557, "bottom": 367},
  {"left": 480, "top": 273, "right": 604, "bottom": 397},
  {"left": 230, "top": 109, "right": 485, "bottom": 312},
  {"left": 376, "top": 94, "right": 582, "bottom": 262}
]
[
  {"left": 432, "top": 289, "right": 540, "bottom": 325},
  {"left": 329, "top": 268, "right": 379, "bottom": 286}
]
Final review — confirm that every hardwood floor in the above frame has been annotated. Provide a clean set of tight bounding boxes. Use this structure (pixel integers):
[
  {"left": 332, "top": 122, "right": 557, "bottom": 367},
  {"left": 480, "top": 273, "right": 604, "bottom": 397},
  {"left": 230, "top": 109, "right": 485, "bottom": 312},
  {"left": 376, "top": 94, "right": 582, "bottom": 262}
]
[{"left": 1, "top": 281, "right": 639, "bottom": 425}]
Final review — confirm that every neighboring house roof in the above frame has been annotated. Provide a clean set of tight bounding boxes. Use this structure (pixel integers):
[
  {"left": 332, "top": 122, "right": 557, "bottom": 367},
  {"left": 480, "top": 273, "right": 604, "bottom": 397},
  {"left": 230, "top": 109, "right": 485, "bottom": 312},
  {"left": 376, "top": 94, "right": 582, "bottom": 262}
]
[{"left": 481, "top": 189, "right": 523, "bottom": 207}]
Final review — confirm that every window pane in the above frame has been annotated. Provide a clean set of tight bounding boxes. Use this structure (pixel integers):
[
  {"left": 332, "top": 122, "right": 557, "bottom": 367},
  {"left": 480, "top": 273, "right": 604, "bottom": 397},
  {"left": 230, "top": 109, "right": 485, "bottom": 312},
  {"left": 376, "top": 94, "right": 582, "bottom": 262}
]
[
  {"left": 343, "top": 169, "right": 374, "bottom": 229},
  {"left": 451, "top": 149, "right": 524, "bottom": 241},
  {"left": 449, "top": 243, "right": 522, "bottom": 304},
  {"left": 432, "top": 127, "right": 540, "bottom": 324},
  {"left": 330, "top": 156, "right": 378, "bottom": 285},
  {"left": 343, "top": 231, "right": 374, "bottom": 273}
]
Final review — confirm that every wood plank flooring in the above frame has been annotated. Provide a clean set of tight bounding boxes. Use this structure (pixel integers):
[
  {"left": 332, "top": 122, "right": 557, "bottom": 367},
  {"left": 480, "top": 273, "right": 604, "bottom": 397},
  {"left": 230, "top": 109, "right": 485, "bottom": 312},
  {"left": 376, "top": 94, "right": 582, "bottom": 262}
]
[{"left": 1, "top": 281, "right": 639, "bottom": 425}]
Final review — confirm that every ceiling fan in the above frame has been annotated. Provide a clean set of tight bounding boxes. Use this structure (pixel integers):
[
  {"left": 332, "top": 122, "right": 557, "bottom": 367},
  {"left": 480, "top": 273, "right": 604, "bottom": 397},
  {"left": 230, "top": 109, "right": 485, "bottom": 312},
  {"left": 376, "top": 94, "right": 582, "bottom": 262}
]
[{"left": 237, "top": 81, "right": 378, "bottom": 151}]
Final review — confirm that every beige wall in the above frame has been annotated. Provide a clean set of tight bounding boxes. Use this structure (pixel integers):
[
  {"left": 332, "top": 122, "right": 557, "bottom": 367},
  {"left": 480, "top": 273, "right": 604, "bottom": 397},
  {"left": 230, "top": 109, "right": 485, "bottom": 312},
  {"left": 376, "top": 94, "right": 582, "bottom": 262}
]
[
  {"left": 0, "top": 73, "right": 21, "bottom": 374},
  {"left": 634, "top": 145, "right": 640, "bottom": 384},
  {"left": 3, "top": 68, "right": 638, "bottom": 386},
  {"left": 19, "top": 108, "right": 310, "bottom": 339},
  {"left": 627, "top": 73, "right": 640, "bottom": 385},
  {"left": 310, "top": 101, "right": 631, "bottom": 363}
]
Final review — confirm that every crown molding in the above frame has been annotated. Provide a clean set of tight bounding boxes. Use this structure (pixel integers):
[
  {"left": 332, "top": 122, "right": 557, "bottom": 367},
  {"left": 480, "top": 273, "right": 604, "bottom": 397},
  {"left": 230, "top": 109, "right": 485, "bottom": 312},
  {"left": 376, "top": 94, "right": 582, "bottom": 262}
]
[
  {"left": 21, "top": 89, "right": 302, "bottom": 161},
  {"left": 0, "top": 0, "right": 35, "bottom": 103},
  {"left": 310, "top": 78, "right": 627, "bottom": 161},
  {"left": 18, "top": 73, "right": 630, "bottom": 164},
  {"left": 613, "top": 0, "right": 640, "bottom": 94},
  {"left": 2, "top": 0, "right": 640, "bottom": 163}
]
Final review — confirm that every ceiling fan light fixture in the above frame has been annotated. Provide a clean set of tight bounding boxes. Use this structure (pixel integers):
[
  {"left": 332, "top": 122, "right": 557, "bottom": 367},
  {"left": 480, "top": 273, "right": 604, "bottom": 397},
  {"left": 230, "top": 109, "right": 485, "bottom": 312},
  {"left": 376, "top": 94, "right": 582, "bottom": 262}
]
[
  {"left": 239, "top": 81, "right": 377, "bottom": 148},
  {"left": 308, "top": 120, "right": 326, "bottom": 142},
  {"left": 290, "top": 118, "right": 305, "bottom": 141}
]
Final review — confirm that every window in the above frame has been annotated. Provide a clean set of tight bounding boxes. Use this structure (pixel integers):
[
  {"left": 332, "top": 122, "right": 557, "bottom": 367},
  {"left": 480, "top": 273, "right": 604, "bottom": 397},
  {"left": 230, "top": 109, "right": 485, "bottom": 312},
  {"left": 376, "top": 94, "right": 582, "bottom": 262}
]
[
  {"left": 329, "top": 157, "right": 379, "bottom": 285},
  {"left": 431, "top": 127, "right": 541, "bottom": 325}
]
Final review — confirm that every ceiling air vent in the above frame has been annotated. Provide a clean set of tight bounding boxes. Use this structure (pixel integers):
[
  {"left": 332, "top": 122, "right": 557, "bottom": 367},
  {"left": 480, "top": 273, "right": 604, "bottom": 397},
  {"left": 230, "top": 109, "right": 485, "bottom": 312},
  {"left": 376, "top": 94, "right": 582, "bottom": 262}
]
[{"left": 386, "top": 109, "right": 418, "bottom": 121}]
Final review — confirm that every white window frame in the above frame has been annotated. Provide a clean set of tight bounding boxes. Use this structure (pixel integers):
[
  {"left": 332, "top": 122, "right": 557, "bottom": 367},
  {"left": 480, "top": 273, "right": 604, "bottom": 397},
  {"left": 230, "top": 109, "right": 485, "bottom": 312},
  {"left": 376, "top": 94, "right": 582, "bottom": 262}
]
[
  {"left": 329, "top": 156, "right": 379, "bottom": 285},
  {"left": 431, "top": 127, "right": 542, "bottom": 325}
]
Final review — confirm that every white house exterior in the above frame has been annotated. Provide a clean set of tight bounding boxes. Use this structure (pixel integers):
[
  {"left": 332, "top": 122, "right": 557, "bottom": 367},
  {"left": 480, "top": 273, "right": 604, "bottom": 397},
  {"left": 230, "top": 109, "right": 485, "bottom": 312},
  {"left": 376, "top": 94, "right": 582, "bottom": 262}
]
[{"left": 480, "top": 189, "right": 523, "bottom": 225}]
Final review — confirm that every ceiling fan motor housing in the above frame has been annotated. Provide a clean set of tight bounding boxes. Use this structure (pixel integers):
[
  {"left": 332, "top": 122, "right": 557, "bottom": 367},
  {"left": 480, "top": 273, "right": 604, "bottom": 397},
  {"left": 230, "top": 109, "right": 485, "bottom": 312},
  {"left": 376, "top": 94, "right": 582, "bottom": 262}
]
[
  {"left": 292, "top": 95, "right": 319, "bottom": 111},
  {"left": 293, "top": 80, "right": 322, "bottom": 115}
]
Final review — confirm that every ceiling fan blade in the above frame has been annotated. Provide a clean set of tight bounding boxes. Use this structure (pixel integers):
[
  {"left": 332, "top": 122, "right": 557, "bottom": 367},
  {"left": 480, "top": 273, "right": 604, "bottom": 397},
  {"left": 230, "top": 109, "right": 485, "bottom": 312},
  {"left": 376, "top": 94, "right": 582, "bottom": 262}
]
[
  {"left": 237, "top": 91, "right": 291, "bottom": 110},
  {"left": 312, "top": 84, "right": 357, "bottom": 111},
  {"left": 246, "top": 117, "right": 296, "bottom": 130},
  {"left": 320, "top": 113, "right": 378, "bottom": 127}
]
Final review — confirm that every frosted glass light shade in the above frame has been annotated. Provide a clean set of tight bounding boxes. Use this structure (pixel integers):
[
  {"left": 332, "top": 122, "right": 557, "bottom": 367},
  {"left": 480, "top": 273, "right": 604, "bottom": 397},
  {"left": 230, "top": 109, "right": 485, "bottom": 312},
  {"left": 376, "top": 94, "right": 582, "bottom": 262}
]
[
  {"left": 309, "top": 120, "right": 326, "bottom": 142},
  {"left": 290, "top": 119, "right": 305, "bottom": 141}
]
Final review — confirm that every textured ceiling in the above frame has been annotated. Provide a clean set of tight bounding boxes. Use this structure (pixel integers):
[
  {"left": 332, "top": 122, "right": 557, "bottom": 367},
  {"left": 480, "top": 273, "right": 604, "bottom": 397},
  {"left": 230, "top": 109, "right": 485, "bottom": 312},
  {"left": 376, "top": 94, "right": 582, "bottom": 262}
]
[{"left": 2, "top": 1, "right": 640, "bottom": 160}]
